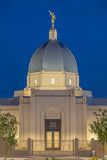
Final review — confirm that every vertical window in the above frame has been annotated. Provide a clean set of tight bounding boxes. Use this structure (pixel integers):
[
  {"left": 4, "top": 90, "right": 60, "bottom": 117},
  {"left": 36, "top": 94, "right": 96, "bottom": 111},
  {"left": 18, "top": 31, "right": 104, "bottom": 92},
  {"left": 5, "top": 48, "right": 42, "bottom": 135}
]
[
  {"left": 35, "top": 79, "right": 37, "bottom": 85},
  {"left": 52, "top": 78, "right": 54, "bottom": 84},
  {"left": 69, "top": 79, "right": 72, "bottom": 85}
]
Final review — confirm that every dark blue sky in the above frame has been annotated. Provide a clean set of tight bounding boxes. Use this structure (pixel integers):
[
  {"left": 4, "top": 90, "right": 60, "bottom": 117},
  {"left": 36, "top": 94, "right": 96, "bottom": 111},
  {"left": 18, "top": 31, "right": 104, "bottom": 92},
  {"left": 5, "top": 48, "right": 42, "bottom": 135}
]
[{"left": 0, "top": 0, "right": 107, "bottom": 98}]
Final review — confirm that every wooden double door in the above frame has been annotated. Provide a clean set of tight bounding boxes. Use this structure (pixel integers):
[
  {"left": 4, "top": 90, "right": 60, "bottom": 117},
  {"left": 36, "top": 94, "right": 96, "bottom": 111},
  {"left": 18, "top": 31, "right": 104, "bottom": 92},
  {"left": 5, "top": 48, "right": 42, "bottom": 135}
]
[{"left": 45, "top": 119, "right": 61, "bottom": 150}]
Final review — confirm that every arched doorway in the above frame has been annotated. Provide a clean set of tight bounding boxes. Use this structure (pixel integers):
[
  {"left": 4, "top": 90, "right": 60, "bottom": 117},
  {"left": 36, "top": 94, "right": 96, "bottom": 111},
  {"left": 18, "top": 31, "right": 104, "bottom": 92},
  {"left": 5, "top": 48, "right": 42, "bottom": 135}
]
[
  {"left": 45, "top": 119, "right": 61, "bottom": 150},
  {"left": 40, "top": 105, "right": 66, "bottom": 151},
  {"left": 45, "top": 108, "right": 61, "bottom": 150}
]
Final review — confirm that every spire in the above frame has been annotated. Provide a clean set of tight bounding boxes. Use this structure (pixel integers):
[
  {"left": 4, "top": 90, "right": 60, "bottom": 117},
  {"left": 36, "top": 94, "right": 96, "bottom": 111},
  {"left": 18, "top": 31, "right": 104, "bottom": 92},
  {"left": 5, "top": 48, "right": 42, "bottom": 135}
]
[
  {"left": 49, "top": 10, "right": 56, "bottom": 29},
  {"left": 49, "top": 11, "right": 57, "bottom": 40}
]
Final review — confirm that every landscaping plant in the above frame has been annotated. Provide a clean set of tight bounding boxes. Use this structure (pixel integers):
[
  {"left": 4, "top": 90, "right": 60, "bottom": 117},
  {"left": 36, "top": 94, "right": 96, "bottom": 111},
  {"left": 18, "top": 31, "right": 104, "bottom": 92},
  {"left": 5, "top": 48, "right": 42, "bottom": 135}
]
[{"left": 0, "top": 113, "right": 18, "bottom": 160}]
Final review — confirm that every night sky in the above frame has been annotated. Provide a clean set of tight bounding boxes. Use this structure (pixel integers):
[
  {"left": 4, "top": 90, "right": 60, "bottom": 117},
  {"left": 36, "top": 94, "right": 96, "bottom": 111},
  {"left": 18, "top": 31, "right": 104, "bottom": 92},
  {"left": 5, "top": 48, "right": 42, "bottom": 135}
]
[{"left": 0, "top": 0, "right": 107, "bottom": 98}]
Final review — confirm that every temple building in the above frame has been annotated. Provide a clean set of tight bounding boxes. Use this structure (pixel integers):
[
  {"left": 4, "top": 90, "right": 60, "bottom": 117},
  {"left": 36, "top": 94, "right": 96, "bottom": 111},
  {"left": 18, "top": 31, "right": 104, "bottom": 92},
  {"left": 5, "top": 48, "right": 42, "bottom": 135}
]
[{"left": 0, "top": 12, "right": 107, "bottom": 152}]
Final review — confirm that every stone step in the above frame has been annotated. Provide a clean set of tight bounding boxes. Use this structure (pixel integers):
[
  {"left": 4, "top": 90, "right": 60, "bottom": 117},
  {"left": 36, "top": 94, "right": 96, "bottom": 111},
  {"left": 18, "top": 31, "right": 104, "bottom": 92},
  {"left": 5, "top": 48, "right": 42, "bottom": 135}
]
[
  {"left": 33, "top": 151, "right": 73, "bottom": 157},
  {"left": 25, "top": 156, "right": 86, "bottom": 160},
  {"left": 14, "top": 149, "right": 28, "bottom": 157}
]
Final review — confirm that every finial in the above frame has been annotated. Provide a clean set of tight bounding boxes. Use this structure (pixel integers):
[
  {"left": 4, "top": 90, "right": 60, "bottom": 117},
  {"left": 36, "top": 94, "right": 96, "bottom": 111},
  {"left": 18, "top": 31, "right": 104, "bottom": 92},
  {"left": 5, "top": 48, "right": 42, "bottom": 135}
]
[{"left": 49, "top": 10, "right": 56, "bottom": 29}]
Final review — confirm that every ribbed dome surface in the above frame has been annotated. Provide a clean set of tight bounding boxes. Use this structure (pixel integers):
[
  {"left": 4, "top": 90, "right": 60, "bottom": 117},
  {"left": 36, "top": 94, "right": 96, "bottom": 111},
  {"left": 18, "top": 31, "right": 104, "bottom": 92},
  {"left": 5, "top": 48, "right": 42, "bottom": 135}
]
[{"left": 28, "top": 40, "right": 78, "bottom": 73}]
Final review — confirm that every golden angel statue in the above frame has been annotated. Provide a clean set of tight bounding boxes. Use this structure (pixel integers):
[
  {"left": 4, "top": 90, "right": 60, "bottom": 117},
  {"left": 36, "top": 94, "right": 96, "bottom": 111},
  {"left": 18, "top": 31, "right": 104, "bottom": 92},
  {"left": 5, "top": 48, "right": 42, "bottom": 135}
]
[{"left": 49, "top": 10, "right": 56, "bottom": 29}]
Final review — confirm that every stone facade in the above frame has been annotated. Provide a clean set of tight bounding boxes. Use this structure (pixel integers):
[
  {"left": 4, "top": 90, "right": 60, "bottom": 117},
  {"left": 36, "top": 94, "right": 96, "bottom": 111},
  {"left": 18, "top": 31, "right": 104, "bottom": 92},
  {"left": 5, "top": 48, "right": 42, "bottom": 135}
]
[
  {"left": 17, "top": 89, "right": 87, "bottom": 150},
  {"left": 24, "top": 71, "right": 79, "bottom": 97}
]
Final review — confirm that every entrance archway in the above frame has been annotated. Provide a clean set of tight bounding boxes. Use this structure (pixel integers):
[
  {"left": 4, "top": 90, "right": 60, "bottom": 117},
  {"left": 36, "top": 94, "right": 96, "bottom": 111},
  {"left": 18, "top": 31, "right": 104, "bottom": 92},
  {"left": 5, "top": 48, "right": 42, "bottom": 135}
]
[
  {"left": 45, "top": 119, "right": 61, "bottom": 150},
  {"left": 40, "top": 105, "right": 66, "bottom": 151}
]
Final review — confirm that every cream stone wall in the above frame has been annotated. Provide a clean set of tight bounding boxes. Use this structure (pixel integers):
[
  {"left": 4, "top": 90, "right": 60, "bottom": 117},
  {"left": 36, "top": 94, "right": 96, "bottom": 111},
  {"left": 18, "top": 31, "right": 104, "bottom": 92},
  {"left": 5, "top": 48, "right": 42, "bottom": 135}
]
[
  {"left": 40, "top": 71, "right": 65, "bottom": 89},
  {"left": 27, "top": 72, "right": 41, "bottom": 88},
  {"left": 87, "top": 105, "right": 107, "bottom": 140},
  {"left": 14, "top": 90, "right": 24, "bottom": 97},
  {"left": 77, "top": 74, "right": 79, "bottom": 87},
  {"left": 19, "top": 97, "right": 30, "bottom": 142},
  {"left": 29, "top": 90, "right": 68, "bottom": 142},
  {"left": 65, "top": 72, "right": 79, "bottom": 87},
  {"left": 49, "top": 29, "right": 57, "bottom": 40},
  {"left": 18, "top": 89, "right": 87, "bottom": 151},
  {"left": 23, "top": 87, "right": 82, "bottom": 97},
  {"left": 0, "top": 105, "right": 19, "bottom": 121},
  {"left": 26, "top": 71, "right": 79, "bottom": 91},
  {"left": 76, "top": 97, "right": 87, "bottom": 140}
]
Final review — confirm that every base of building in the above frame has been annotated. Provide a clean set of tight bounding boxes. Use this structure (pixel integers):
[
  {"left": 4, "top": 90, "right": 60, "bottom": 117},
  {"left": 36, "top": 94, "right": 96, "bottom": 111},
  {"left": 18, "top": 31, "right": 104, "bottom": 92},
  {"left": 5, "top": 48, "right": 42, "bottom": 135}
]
[
  {"left": 25, "top": 156, "right": 86, "bottom": 160},
  {"left": 33, "top": 151, "right": 74, "bottom": 157}
]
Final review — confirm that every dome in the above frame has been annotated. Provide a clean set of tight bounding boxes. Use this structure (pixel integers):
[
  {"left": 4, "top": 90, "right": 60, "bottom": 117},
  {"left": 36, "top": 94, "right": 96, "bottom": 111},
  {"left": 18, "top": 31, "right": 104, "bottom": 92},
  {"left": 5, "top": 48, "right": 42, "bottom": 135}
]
[{"left": 28, "top": 40, "right": 78, "bottom": 73}]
